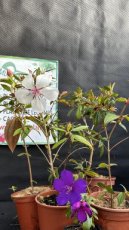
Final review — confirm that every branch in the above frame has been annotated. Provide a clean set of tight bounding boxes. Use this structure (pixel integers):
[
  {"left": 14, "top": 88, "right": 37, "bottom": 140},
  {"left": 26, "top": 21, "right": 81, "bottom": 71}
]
[
  {"left": 53, "top": 139, "right": 68, "bottom": 163},
  {"left": 59, "top": 147, "right": 88, "bottom": 168},
  {"left": 111, "top": 136, "right": 129, "bottom": 151}
]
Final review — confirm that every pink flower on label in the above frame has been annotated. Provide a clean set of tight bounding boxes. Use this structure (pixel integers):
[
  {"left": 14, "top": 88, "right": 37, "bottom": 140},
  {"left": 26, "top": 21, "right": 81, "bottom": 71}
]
[
  {"left": 0, "top": 134, "right": 5, "bottom": 142},
  {"left": 15, "top": 71, "right": 59, "bottom": 113}
]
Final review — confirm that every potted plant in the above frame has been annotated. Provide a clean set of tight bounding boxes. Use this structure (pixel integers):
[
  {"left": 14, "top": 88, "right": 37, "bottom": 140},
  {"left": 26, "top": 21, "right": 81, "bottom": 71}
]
[
  {"left": 3, "top": 68, "right": 95, "bottom": 230},
  {"left": 35, "top": 169, "right": 97, "bottom": 230},
  {"left": 77, "top": 84, "right": 129, "bottom": 230},
  {"left": 0, "top": 68, "right": 58, "bottom": 230},
  {"left": 59, "top": 85, "right": 124, "bottom": 191}
]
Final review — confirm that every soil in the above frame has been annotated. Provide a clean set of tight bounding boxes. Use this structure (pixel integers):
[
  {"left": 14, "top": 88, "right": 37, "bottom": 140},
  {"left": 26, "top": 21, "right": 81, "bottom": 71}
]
[
  {"left": 93, "top": 191, "right": 129, "bottom": 209},
  {"left": 87, "top": 175, "right": 111, "bottom": 179},
  {"left": 64, "top": 224, "right": 81, "bottom": 230},
  {"left": 38, "top": 194, "right": 58, "bottom": 206},
  {"left": 12, "top": 186, "right": 50, "bottom": 197}
]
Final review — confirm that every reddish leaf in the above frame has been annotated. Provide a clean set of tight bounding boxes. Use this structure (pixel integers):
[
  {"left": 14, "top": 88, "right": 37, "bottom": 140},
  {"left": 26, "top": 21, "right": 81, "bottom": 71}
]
[{"left": 4, "top": 117, "right": 22, "bottom": 152}]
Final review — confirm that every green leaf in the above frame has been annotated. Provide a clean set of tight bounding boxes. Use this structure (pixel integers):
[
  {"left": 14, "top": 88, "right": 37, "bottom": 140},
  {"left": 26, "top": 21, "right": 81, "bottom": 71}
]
[
  {"left": 52, "top": 137, "right": 67, "bottom": 149},
  {"left": 97, "top": 183, "right": 114, "bottom": 194},
  {"left": 119, "top": 122, "right": 127, "bottom": 132},
  {"left": 97, "top": 163, "right": 109, "bottom": 169},
  {"left": 72, "top": 134, "right": 93, "bottom": 149},
  {"left": 97, "top": 182, "right": 106, "bottom": 188},
  {"left": 0, "top": 78, "right": 12, "bottom": 85},
  {"left": 72, "top": 125, "right": 88, "bottom": 132},
  {"left": 117, "top": 192, "right": 125, "bottom": 206},
  {"left": 125, "top": 115, "right": 129, "bottom": 121},
  {"left": 66, "top": 207, "right": 71, "bottom": 218},
  {"left": 0, "top": 95, "right": 10, "bottom": 103},
  {"left": 13, "top": 128, "right": 22, "bottom": 136},
  {"left": 120, "top": 184, "right": 128, "bottom": 193},
  {"left": 116, "top": 97, "right": 127, "bottom": 103},
  {"left": 32, "top": 180, "right": 37, "bottom": 184},
  {"left": 69, "top": 159, "right": 78, "bottom": 164},
  {"left": 17, "top": 153, "right": 26, "bottom": 157},
  {"left": 53, "top": 127, "right": 65, "bottom": 132},
  {"left": 17, "top": 152, "right": 31, "bottom": 157},
  {"left": 98, "top": 140, "right": 104, "bottom": 157},
  {"left": 1, "top": 84, "right": 11, "bottom": 91},
  {"left": 104, "top": 112, "right": 119, "bottom": 125},
  {"left": 67, "top": 108, "right": 74, "bottom": 117},
  {"left": 105, "top": 185, "right": 114, "bottom": 194},
  {"left": 85, "top": 170, "right": 99, "bottom": 178},
  {"left": 110, "top": 163, "right": 117, "bottom": 167},
  {"left": 97, "top": 163, "right": 117, "bottom": 169},
  {"left": 21, "top": 127, "right": 31, "bottom": 139},
  {"left": 76, "top": 106, "right": 82, "bottom": 119},
  {"left": 82, "top": 216, "right": 93, "bottom": 230}
]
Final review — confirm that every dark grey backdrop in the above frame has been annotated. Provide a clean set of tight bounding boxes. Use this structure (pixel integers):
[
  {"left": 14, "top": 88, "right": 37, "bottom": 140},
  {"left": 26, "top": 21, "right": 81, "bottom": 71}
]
[{"left": 0, "top": 0, "right": 129, "bottom": 202}]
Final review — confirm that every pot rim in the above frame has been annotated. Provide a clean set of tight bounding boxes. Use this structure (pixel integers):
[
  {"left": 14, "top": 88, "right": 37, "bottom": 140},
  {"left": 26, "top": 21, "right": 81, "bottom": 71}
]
[
  {"left": 87, "top": 176, "right": 116, "bottom": 181},
  {"left": 91, "top": 191, "right": 129, "bottom": 213},
  {"left": 35, "top": 189, "right": 69, "bottom": 209},
  {"left": 92, "top": 203, "right": 129, "bottom": 213},
  {"left": 11, "top": 186, "right": 50, "bottom": 200}
]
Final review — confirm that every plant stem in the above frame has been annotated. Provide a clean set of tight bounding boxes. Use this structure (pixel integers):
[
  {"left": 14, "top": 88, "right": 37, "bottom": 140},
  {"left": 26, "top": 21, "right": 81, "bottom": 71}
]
[
  {"left": 23, "top": 138, "right": 34, "bottom": 193},
  {"left": 88, "top": 147, "right": 94, "bottom": 169},
  {"left": 83, "top": 117, "right": 94, "bottom": 169},
  {"left": 53, "top": 139, "right": 67, "bottom": 163},
  {"left": 27, "top": 134, "right": 50, "bottom": 165},
  {"left": 59, "top": 147, "right": 88, "bottom": 168},
  {"left": 109, "top": 104, "right": 127, "bottom": 140},
  {"left": 105, "top": 127, "right": 113, "bottom": 208},
  {"left": 44, "top": 123, "right": 56, "bottom": 179},
  {"left": 111, "top": 136, "right": 129, "bottom": 151}
]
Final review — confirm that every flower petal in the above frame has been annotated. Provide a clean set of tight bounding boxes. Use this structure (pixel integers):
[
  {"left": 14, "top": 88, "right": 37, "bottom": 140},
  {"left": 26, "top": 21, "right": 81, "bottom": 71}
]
[
  {"left": 69, "top": 191, "right": 81, "bottom": 205},
  {"left": 60, "top": 170, "right": 74, "bottom": 186},
  {"left": 42, "top": 87, "right": 59, "bottom": 101},
  {"left": 56, "top": 192, "right": 69, "bottom": 206},
  {"left": 53, "top": 178, "right": 65, "bottom": 192},
  {"left": 77, "top": 209, "right": 87, "bottom": 222},
  {"left": 22, "top": 74, "right": 34, "bottom": 89},
  {"left": 73, "top": 179, "right": 87, "bottom": 194},
  {"left": 15, "top": 88, "right": 33, "bottom": 104},
  {"left": 36, "top": 73, "right": 52, "bottom": 88},
  {"left": 31, "top": 97, "right": 45, "bottom": 113},
  {"left": 84, "top": 206, "right": 92, "bottom": 217},
  {"left": 72, "top": 201, "right": 81, "bottom": 211}
]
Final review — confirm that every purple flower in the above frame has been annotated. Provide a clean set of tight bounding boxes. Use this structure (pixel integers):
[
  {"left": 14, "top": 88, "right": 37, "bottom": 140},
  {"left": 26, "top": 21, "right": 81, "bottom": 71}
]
[
  {"left": 53, "top": 169, "right": 87, "bottom": 205},
  {"left": 71, "top": 201, "right": 92, "bottom": 223}
]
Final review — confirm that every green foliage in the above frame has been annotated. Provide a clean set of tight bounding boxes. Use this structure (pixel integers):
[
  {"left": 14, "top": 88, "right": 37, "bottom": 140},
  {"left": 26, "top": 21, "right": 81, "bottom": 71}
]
[
  {"left": 97, "top": 163, "right": 117, "bottom": 170},
  {"left": 82, "top": 215, "right": 93, "bottom": 230},
  {"left": 104, "top": 112, "right": 119, "bottom": 125},
  {"left": 72, "top": 135, "right": 93, "bottom": 150},
  {"left": 52, "top": 137, "right": 67, "bottom": 149},
  {"left": 97, "top": 183, "right": 114, "bottom": 194},
  {"left": 117, "top": 192, "right": 125, "bottom": 206}
]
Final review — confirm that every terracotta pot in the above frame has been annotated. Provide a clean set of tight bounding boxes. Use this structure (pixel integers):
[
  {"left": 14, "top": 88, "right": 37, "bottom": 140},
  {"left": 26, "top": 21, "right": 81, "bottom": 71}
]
[
  {"left": 11, "top": 186, "right": 50, "bottom": 230},
  {"left": 35, "top": 189, "right": 73, "bottom": 230},
  {"left": 87, "top": 176, "right": 116, "bottom": 192},
  {"left": 91, "top": 191, "right": 129, "bottom": 230}
]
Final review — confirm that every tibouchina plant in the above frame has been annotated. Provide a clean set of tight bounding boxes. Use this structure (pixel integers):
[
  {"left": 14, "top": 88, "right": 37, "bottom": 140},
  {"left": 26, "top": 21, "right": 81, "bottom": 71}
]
[
  {"left": 53, "top": 169, "right": 97, "bottom": 230},
  {"left": 0, "top": 68, "right": 59, "bottom": 192},
  {"left": 0, "top": 68, "right": 94, "bottom": 190}
]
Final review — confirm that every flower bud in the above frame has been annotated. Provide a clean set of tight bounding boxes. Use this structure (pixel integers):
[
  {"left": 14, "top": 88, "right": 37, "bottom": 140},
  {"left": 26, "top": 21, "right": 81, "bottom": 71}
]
[
  {"left": 7, "top": 69, "right": 13, "bottom": 77},
  {"left": 126, "top": 99, "right": 129, "bottom": 105}
]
